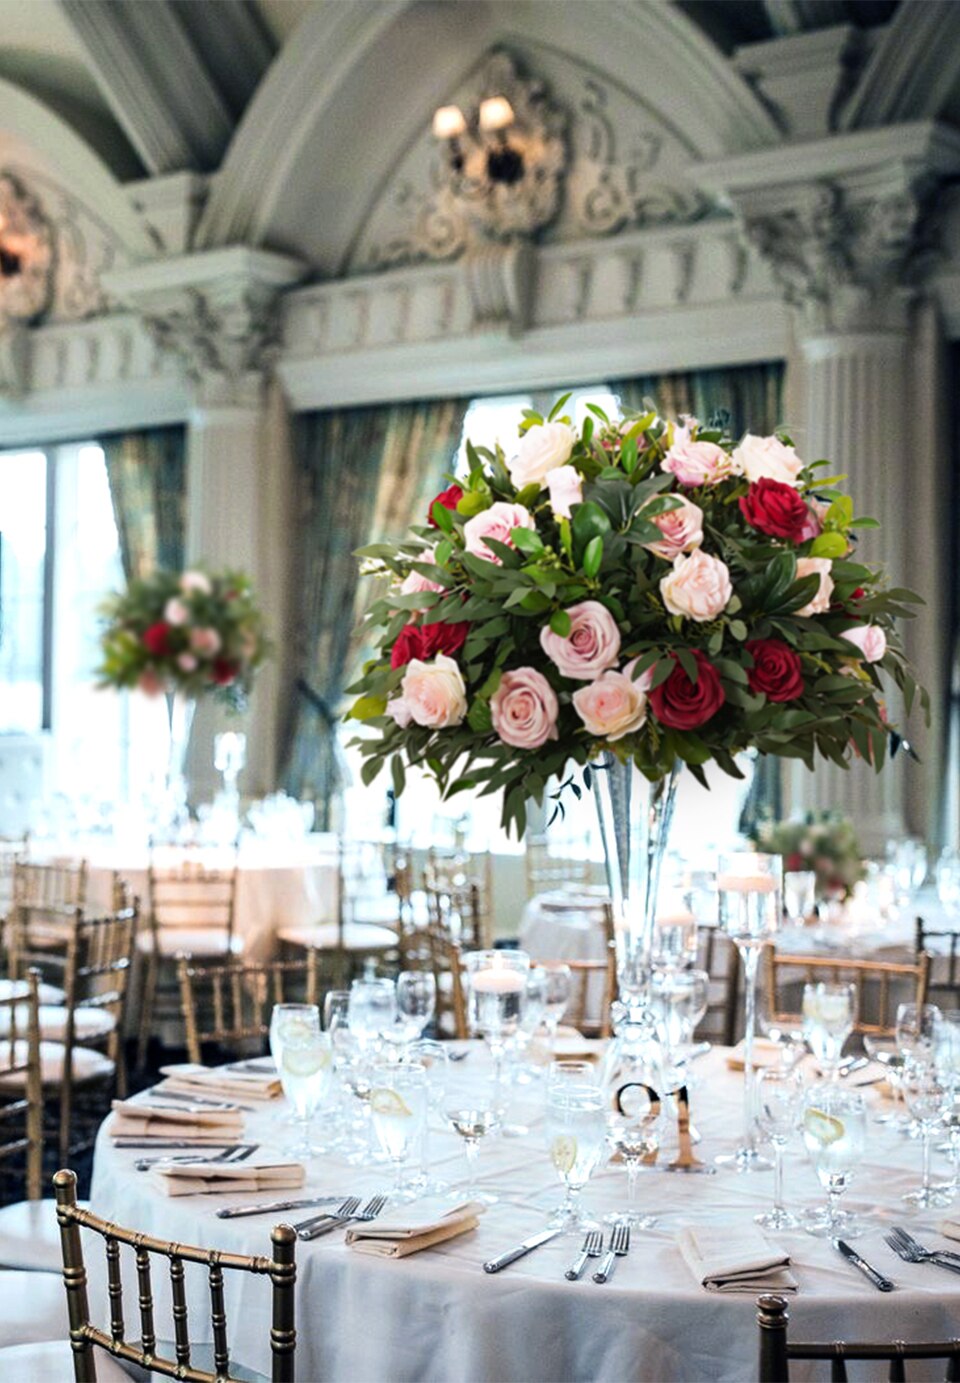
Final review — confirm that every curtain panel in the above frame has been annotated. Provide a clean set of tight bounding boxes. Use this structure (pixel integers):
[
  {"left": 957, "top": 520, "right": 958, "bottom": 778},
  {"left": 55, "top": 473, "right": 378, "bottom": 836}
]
[
  {"left": 100, "top": 425, "right": 187, "bottom": 580},
  {"left": 611, "top": 361, "right": 786, "bottom": 828},
  {"left": 282, "top": 397, "right": 468, "bottom": 827}
]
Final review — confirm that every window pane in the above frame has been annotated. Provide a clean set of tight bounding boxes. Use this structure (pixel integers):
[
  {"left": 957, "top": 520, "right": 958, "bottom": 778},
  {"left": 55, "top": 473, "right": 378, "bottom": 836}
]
[{"left": 0, "top": 450, "right": 47, "bottom": 732}]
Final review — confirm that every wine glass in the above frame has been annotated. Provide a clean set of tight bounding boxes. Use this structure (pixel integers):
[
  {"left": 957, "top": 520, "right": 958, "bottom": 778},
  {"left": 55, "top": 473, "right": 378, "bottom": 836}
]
[
  {"left": 544, "top": 1061, "right": 606, "bottom": 1231},
  {"left": 801, "top": 1084, "right": 867, "bottom": 1238},
  {"left": 369, "top": 1061, "right": 428, "bottom": 1202},
  {"left": 716, "top": 851, "right": 782, "bottom": 1171},
  {"left": 783, "top": 871, "right": 817, "bottom": 927},
  {"left": 542, "top": 964, "right": 572, "bottom": 1044},
  {"left": 802, "top": 982, "right": 855, "bottom": 1078},
  {"left": 464, "top": 950, "right": 530, "bottom": 1095},
  {"left": 755, "top": 1068, "right": 800, "bottom": 1230},
  {"left": 270, "top": 1003, "right": 333, "bottom": 1159},
  {"left": 445, "top": 1106, "right": 499, "bottom": 1205},
  {"left": 937, "top": 850, "right": 960, "bottom": 916},
  {"left": 323, "top": 990, "right": 350, "bottom": 1035},
  {"left": 397, "top": 971, "right": 436, "bottom": 1040},
  {"left": 348, "top": 977, "right": 397, "bottom": 1052},
  {"left": 406, "top": 1039, "right": 450, "bottom": 1195},
  {"left": 604, "top": 1081, "right": 661, "bottom": 1228},
  {"left": 650, "top": 968, "right": 708, "bottom": 1081},
  {"left": 901, "top": 1057, "right": 951, "bottom": 1208},
  {"left": 896, "top": 1002, "right": 942, "bottom": 1063}
]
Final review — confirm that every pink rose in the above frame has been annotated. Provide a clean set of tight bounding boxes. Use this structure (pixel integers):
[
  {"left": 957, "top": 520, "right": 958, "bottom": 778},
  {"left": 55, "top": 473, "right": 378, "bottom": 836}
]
[
  {"left": 546, "top": 465, "right": 583, "bottom": 519},
  {"left": 400, "top": 550, "right": 445, "bottom": 598},
  {"left": 508, "top": 422, "right": 576, "bottom": 488},
  {"left": 540, "top": 600, "right": 621, "bottom": 680},
  {"left": 731, "top": 434, "right": 803, "bottom": 487},
  {"left": 177, "top": 653, "right": 198, "bottom": 673},
  {"left": 659, "top": 550, "right": 733, "bottom": 622},
  {"left": 797, "top": 498, "right": 827, "bottom": 543},
  {"left": 642, "top": 495, "right": 704, "bottom": 560},
  {"left": 462, "top": 502, "right": 535, "bottom": 565},
  {"left": 572, "top": 658, "right": 650, "bottom": 741},
  {"left": 137, "top": 668, "right": 164, "bottom": 697},
  {"left": 190, "top": 626, "right": 222, "bottom": 657},
  {"left": 842, "top": 624, "right": 887, "bottom": 663},
  {"left": 661, "top": 439, "right": 735, "bottom": 487},
  {"left": 164, "top": 597, "right": 189, "bottom": 626},
  {"left": 386, "top": 697, "right": 413, "bottom": 728},
  {"left": 795, "top": 557, "right": 834, "bottom": 616},
  {"left": 179, "top": 571, "right": 211, "bottom": 596},
  {"left": 400, "top": 654, "right": 467, "bottom": 728},
  {"left": 490, "top": 668, "right": 559, "bottom": 749}
]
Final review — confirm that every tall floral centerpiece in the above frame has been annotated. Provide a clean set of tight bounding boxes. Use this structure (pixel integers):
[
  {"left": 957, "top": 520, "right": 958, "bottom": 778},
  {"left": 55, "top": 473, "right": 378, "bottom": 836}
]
[
  {"left": 349, "top": 398, "right": 926, "bottom": 1030},
  {"left": 98, "top": 568, "right": 267, "bottom": 826}
]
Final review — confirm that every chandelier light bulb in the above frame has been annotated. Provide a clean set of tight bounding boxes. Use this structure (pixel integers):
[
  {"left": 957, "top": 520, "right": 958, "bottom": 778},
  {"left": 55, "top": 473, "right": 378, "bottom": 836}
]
[
  {"left": 432, "top": 104, "right": 467, "bottom": 140},
  {"left": 478, "top": 95, "right": 515, "bottom": 133}
]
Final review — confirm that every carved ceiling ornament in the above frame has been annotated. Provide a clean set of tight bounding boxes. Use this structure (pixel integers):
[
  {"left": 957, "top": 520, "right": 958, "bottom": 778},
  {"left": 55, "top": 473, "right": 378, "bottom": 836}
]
[{"left": 0, "top": 171, "right": 55, "bottom": 327}]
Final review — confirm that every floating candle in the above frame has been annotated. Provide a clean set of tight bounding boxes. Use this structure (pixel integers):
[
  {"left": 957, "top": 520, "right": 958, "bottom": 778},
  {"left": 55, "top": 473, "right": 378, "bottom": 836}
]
[{"left": 471, "top": 969, "right": 526, "bottom": 995}]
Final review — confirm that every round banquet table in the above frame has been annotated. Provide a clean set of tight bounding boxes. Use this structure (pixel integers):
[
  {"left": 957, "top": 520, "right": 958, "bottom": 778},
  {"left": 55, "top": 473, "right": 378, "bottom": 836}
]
[{"left": 89, "top": 1045, "right": 960, "bottom": 1383}]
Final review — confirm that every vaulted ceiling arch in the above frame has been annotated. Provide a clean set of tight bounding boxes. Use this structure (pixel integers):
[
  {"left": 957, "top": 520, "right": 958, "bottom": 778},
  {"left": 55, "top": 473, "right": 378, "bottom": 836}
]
[{"left": 197, "top": 0, "right": 781, "bottom": 276}]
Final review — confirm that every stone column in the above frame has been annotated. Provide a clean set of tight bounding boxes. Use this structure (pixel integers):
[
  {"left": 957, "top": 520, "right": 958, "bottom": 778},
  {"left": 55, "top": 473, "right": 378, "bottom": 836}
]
[{"left": 104, "top": 247, "right": 304, "bottom": 802}]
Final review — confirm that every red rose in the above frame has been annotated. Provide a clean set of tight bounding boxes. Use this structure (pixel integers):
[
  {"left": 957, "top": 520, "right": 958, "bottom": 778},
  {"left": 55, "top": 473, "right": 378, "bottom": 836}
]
[
  {"left": 785, "top": 852, "right": 805, "bottom": 872},
  {"left": 739, "top": 478, "right": 809, "bottom": 542},
  {"left": 745, "top": 638, "right": 804, "bottom": 702},
  {"left": 419, "top": 620, "right": 469, "bottom": 660},
  {"left": 428, "top": 484, "right": 463, "bottom": 527},
  {"left": 143, "top": 621, "right": 172, "bottom": 657},
  {"left": 649, "top": 652, "right": 725, "bottom": 730},
  {"left": 211, "top": 658, "right": 239, "bottom": 686},
  {"left": 391, "top": 623, "right": 424, "bottom": 669}
]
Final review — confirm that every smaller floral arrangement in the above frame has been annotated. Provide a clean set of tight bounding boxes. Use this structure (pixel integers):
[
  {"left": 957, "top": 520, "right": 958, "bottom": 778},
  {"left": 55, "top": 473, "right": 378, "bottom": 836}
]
[
  {"left": 97, "top": 568, "right": 267, "bottom": 709},
  {"left": 750, "top": 811, "right": 865, "bottom": 900}
]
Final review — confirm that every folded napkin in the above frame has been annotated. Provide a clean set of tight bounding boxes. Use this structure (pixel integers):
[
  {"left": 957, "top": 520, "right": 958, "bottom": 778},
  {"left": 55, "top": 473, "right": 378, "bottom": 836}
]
[
  {"left": 157, "top": 1063, "right": 282, "bottom": 1101},
  {"left": 939, "top": 1219, "right": 960, "bottom": 1244},
  {"left": 725, "top": 1038, "right": 787, "bottom": 1073},
  {"left": 110, "top": 1099, "right": 244, "bottom": 1143},
  {"left": 677, "top": 1225, "right": 798, "bottom": 1293},
  {"left": 150, "top": 1159, "right": 305, "bottom": 1198},
  {"left": 345, "top": 1198, "right": 483, "bottom": 1258}
]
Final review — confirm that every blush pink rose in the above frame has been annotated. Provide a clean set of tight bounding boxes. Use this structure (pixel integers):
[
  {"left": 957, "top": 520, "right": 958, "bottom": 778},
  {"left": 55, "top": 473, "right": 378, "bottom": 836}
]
[
  {"left": 659, "top": 550, "right": 733, "bottom": 622},
  {"left": 572, "top": 658, "right": 651, "bottom": 741},
  {"left": 508, "top": 421, "right": 576, "bottom": 489},
  {"left": 797, "top": 498, "right": 827, "bottom": 543},
  {"left": 731, "top": 434, "right": 804, "bottom": 487},
  {"left": 400, "top": 654, "right": 467, "bottom": 729},
  {"left": 540, "top": 600, "right": 621, "bottom": 680},
  {"left": 164, "top": 597, "right": 189, "bottom": 626},
  {"left": 400, "top": 550, "right": 445, "bottom": 599},
  {"left": 642, "top": 495, "right": 704, "bottom": 560},
  {"left": 546, "top": 465, "right": 583, "bottom": 519},
  {"left": 795, "top": 557, "right": 834, "bottom": 616},
  {"left": 490, "top": 668, "right": 559, "bottom": 749},
  {"left": 462, "top": 502, "right": 535, "bottom": 565},
  {"left": 842, "top": 624, "right": 887, "bottom": 663},
  {"left": 176, "top": 653, "right": 198, "bottom": 673},
  {"left": 189, "top": 626, "right": 222, "bottom": 657},
  {"left": 661, "top": 439, "right": 735, "bottom": 487},
  {"left": 179, "top": 570, "right": 211, "bottom": 596},
  {"left": 386, "top": 697, "right": 413, "bottom": 728},
  {"left": 137, "top": 668, "right": 164, "bottom": 697}
]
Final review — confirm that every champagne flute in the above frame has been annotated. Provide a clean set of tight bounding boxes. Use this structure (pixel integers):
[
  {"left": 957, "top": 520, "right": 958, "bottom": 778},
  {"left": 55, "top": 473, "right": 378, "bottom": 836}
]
[
  {"left": 397, "top": 970, "right": 437, "bottom": 1040},
  {"left": 545, "top": 1062, "right": 605, "bottom": 1231},
  {"left": 896, "top": 1002, "right": 942, "bottom": 1063},
  {"left": 755, "top": 1068, "right": 800, "bottom": 1230},
  {"left": 802, "top": 982, "right": 854, "bottom": 1078},
  {"left": 369, "top": 1061, "right": 428, "bottom": 1203},
  {"left": 716, "top": 851, "right": 782, "bottom": 1171},
  {"left": 543, "top": 964, "right": 572, "bottom": 1045},
  {"left": 407, "top": 1039, "right": 450, "bottom": 1195},
  {"left": 801, "top": 1085, "right": 867, "bottom": 1238},
  {"left": 901, "top": 1058, "right": 951, "bottom": 1208},
  {"left": 270, "top": 1004, "right": 333, "bottom": 1159}
]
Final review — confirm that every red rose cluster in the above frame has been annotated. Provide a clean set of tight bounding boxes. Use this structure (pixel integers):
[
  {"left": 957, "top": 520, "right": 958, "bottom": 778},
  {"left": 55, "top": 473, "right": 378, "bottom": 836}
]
[
  {"left": 391, "top": 619, "right": 469, "bottom": 669},
  {"left": 739, "top": 478, "right": 809, "bottom": 542},
  {"left": 143, "top": 622, "right": 172, "bottom": 657}
]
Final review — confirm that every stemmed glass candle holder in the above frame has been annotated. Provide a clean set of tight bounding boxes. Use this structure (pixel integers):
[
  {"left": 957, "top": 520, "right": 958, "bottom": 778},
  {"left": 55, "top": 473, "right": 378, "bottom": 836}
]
[
  {"left": 464, "top": 950, "right": 530, "bottom": 1098},
  {"left": 717, "top": 851, "right": 782, "bottom": 1171}
]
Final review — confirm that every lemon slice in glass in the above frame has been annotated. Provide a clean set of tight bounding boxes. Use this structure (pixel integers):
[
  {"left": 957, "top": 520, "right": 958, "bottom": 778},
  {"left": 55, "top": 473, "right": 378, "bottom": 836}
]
[
  {"left": 550, "top": 1134, "right": 578, "bottom": 1173},
  {"left": 278, "top": 1018, "right": 313, "bottom": 1045},
  {"left": 803, "top": 1107, "right": 844, "bottom": 1146},
  {"left": 281, "top": 1046, "right": 330, "bottom": 1078},
  {"left": 369, "top": 1087, "right": 412, "bottom": 1118}
]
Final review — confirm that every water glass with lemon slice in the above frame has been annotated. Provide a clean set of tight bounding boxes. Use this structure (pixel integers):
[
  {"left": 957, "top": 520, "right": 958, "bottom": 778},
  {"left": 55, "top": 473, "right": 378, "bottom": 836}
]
[
  {"left": 269, "top": 1004, "right": 333, "bottom": 1159},
  {"left": 545, "top": 1062, "right": 606, "bottom": 1231},
  {"left": 370, "top": 1062, "right": 428, "bottom": 1202},
  {"left": 801, "top": 1085, "right": 867, "bottom": 1237}
]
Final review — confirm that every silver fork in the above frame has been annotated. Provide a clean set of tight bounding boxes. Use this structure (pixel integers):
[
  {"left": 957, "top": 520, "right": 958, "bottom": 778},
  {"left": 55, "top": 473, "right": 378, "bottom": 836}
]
[
  {"left": 885, "top": 1227, "right": 960, "bottom": 1272},
  {"left": 593, "top": 1221, "right": 630, "bottom": 1283},
  {"left": 298, "top": 1192, "right": 385, "bottom": 1241},
  {"left": 134, "top": 1144, "right": 256, "bottom": 1172},
  {"left": 352, "top": 1193, "right": 388, "bottom": 1222},
  {"left": 294, "top": 1196, "right": 360, "bottom": 1240},
  {"left": 565, "top": 1230, "right": 602, "bottom": 1281}
]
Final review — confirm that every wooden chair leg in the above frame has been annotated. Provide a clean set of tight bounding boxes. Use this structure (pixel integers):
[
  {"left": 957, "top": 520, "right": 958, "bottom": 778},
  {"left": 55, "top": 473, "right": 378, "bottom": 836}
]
[
  {"left": 137, "top": 949, "right": 157, "bottom": 1070},
  {"left": 757, "top": 1294, "right": 790, "bottom": 1383}
]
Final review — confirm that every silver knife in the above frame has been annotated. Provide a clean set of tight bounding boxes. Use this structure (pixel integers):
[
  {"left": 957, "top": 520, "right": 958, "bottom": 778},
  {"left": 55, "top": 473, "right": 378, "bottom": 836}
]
[
  {"left": 483, "top": 1227, "right": 563, "bottom": 1273},
  {"left": 217, "top": 1196, "right": 342, "bottom": 1219},
  {"left": 833, "top": 1238, "right": 896, "bottom": 1291},
  {"left": 635, "top": 1164, "right": 716, "bottom": 1175},
  {"left": 147, "top": 1090, "right": 252, "bottom": 1112}
]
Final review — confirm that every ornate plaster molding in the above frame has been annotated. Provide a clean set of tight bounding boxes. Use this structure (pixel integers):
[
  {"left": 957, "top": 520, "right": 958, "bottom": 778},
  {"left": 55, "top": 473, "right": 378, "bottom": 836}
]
[{"left": 0, "top": 172, "right": 55, "bottom": 329}]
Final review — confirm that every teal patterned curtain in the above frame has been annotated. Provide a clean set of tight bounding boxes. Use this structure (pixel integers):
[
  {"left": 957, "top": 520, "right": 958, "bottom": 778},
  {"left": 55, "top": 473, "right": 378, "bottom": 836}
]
[
  {"left": 282, "top": 397, "right": 469, "bottom": 828},
  {"left": 100, "top": 426, "right": 186, "bottom": 579},
  {"left": 610, "top": 362, "right": 786, "bottom": 828}
]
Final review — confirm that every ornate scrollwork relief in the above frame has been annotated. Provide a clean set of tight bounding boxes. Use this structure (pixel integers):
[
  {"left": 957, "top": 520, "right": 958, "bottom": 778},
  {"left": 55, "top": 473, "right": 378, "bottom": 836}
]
[{"left": 0, "top": 172, "right": 54, "bottom": 327}]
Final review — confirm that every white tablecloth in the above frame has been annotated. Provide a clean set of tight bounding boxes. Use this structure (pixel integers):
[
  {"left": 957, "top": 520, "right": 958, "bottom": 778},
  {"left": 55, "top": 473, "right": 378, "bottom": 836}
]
[{"left": 88, "top": 1046, "right": 960, "bottom": 1383}]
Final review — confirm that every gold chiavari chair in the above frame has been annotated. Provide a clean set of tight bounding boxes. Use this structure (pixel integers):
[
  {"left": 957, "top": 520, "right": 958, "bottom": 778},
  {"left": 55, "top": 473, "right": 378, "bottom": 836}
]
[
  {"left": 0, "top": 833, "right": 27, "bottom": 928},
  {"left": 137, "top": 845, "right": 240, "bottom": 1068},
  {"left": 762, "top": 944, "right": 931, "bottom": 1040},
  {"left": 524, "top": 835, "right": 593, "bottom": 897},
  {"left": 7, "top": 1168, "right": 297, "bottom": 1383},
  {"left": 13, "top": 858, "right": 88, "bottom": 911},
  {"left": 531, "top": 905, "right": 617, "bottom": 1039},
  {"left": 425, "top": 847, "right": 494, "bottom": 934},
  {"left": 177, "top": 953, "right": 322, "bottom": 1065},
  {"left": 697, "top": 925, "right": 742, "bottom": 1047},
  {"left": 915, "top": 915, "right": 960, "bottom": 1008},
  {"left": 757, "top": 1292, "right": 960, "bottom": 1382},
  {"left": 425, "top": 880, "right": 493, "bottom": 951},
  {"left": 398, "top": 922, "right": 468, "bottom": 1039},
  {"left": 0, "top": 968, "right": 42, "bottom": 1202}
]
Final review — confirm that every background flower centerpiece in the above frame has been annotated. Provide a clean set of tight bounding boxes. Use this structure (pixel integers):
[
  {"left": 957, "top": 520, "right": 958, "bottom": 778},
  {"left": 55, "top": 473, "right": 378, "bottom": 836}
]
[
  {"left": 348, "top": 396, "right": 926, "bottom": 1009},
  {"left": 750, "top": 811, "right": 865, "bottom": 902}
]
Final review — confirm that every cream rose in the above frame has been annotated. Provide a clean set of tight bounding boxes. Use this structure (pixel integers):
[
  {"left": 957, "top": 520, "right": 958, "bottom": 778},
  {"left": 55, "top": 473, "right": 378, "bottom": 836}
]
[
  {"left": 659, "top": 550, "right": 732, "bottom": 622},
  {"left": 795, "top": 557, "right": 834, "bottom": 616},
  {"left": 179, "top": 571, "right": 212, "bottom": 596},
  {"left": 164, "top": 597, "right": 189, "bottom": 626},
  {"left": 462, "top": 502, "right": 535, "bottom": 565},
  {"left": 546, "top": 465, "right": 583, "bottom": 519},
  {"left": 490, "top": 668, "right": 559, "bottom": 750},
  {"left": 508, "top": 421, "right": 576, "bottom": 489},
  {"left": 661, "top": 439, "right": 735, "bottom": 487},
  {"left": 732, "top": 433, "right": 804, "bottom": 487},
  {"left": 842, "top": 624, "right": 887, "bottom": 663},
  {"left": 400, "top": 654, "right": 467, "bottom": 729},
  {"left": 540, "top": 600, "right": 621, "bottom": 680},
  {"left": 386, "top": 697, "right": 413, "bottom": 728},
  {"left": 643, "top": 495, "right": 704, "bottom": 561},
  {"left": 572, "top": 658, "right": 650, "bottom": 741}
]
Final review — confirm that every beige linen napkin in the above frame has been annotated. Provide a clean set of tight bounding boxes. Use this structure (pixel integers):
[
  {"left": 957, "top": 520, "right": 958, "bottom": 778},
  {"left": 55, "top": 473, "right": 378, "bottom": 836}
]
[
  {"left": 110, "top": 1100, "right": 244, "bottom": 1143},
  {"left": 725, "top": 1039, "right": 786, "bottom": 1073},
  {"left": 677, "top": 1225, "right": 798, "bottom": 1293},
  {"left": 938, "top": 1219, "right": 960, "bottom": 1244},
  {"left": 157, "top": 1063, "right": 282, "bottom": 1101},
  {"left": 345, "top": 1198, "right": 484, "bottom": 1258},
  {"left": 150, "top": 1159, "right": 305, "bottom": 1198}
]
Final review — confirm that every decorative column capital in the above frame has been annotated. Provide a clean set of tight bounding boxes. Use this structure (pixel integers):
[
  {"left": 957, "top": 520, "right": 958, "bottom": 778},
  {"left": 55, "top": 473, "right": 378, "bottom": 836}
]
[
  {"left": 696, "top": 121, "right": 960, "bottom": 333},
  {"left": 104, "top": 246, "right": 305, "bottom": 407}
]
